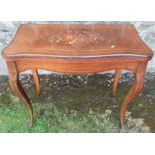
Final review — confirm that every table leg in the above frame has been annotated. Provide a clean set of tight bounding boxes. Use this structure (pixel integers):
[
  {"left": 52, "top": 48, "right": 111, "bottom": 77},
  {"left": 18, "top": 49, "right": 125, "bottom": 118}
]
[
  {"left": 112, "top": 70, "right": 121, "bottom": 96},
  {"left": 32, "top": 69, "right": 41, "bottom": 96},
  {"left": 120, "top": 62, "right": 146, "bottom": 127},
  {"left": 7, "top": 61, "right": 33, "bottom": 128}
]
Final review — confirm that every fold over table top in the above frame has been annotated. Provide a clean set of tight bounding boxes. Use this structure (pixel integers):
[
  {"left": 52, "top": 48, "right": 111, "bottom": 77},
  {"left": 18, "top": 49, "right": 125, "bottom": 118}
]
[{"left": 2, "top": 24, "right": 153, "bottom": 59}]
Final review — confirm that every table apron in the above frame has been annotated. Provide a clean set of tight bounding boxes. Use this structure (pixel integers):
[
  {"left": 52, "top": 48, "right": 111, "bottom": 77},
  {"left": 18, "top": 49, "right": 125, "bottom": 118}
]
[{"left": 12, "top": 58, "right": 146, "bottom": 74}]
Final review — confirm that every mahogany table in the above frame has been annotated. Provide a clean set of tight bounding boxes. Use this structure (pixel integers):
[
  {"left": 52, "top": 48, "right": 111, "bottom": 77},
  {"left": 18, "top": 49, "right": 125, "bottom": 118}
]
[{"left": 2, "top": 24, "right": 153, "bottom": 128}]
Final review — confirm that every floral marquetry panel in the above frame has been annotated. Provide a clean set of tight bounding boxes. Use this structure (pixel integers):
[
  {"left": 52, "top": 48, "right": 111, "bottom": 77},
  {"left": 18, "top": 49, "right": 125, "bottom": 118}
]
[{"left": 2, "top": 24, "right": 153, "bottom": 58}]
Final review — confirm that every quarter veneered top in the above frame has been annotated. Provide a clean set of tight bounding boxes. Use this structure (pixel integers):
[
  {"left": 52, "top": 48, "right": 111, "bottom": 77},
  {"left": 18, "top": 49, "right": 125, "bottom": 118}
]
[{"left": 2, "top": 24, "right": 153, "bottom": 58}]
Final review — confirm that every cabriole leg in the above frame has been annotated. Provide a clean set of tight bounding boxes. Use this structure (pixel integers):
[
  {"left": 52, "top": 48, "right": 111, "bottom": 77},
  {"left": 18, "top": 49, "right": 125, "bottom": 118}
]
[
  {"left": 112, "top": 70, "right": 121, "bottom": 96},
  {"left": 32, "top": 69, "right": 41, "bottom": 96},
  {"left": 120, "top": 62, "right": 147, "bottom": 127},
  {"left": 7, "top": 61, "right": 33, "bottom": 128}
]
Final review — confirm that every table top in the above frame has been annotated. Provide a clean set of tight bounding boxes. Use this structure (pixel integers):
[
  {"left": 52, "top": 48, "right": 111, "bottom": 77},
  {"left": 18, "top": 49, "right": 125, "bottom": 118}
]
[{"left": 2, "top": 24, "right": 153, "bottom": 58}]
